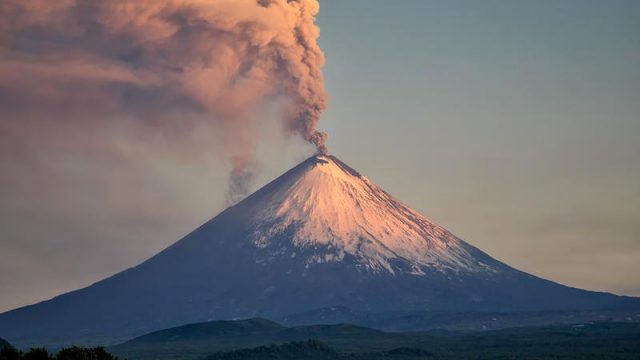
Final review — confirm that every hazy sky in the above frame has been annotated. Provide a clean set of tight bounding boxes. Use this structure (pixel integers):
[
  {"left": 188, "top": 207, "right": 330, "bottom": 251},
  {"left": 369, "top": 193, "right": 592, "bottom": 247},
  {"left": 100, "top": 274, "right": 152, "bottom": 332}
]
[{"left": 1, "top": 0, "right": 639, "bottom": 312}]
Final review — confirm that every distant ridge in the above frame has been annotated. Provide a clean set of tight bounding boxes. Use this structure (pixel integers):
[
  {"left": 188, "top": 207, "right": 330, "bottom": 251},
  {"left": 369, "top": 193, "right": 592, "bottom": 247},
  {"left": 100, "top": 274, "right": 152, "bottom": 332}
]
[
  {"left": 111, "top": 318, "right": 384, "bottom": 360},
  {"left": 110, "top": 318, "right": 640, "bottom": 360},
  {"left": 278, "top": 306, "right": 640, "bottom": 332},
  {"left": 128, "top": 318, "right": 285, "bottom": 343}
]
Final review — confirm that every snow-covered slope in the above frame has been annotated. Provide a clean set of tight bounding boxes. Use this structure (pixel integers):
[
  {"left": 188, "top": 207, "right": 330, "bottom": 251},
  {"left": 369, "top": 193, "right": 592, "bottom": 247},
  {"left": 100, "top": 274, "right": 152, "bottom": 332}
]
[
  {"left": 245, "top": 155, "right": 488, "bottom": 274},
  {"left": 0, "top": 154, "right": 637, "bottom": 347}
]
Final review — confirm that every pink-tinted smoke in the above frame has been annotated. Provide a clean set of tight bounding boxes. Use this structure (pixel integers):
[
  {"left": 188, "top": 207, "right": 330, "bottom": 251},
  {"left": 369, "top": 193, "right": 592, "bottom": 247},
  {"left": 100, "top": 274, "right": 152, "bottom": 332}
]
[{"left": 0, "top": 0, "right": 328, "bottom": 203}]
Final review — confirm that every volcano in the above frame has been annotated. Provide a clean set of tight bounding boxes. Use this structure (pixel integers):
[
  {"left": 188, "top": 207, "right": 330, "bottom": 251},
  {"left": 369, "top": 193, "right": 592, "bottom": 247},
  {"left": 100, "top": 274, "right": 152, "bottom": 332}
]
[{"left": 0, "top": 155, "right": 637, "bottom": 346}]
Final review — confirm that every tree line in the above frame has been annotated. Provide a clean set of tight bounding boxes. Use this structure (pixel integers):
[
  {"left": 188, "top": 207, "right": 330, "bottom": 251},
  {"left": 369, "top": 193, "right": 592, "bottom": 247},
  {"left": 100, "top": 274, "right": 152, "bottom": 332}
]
[{"left": 0, "top": 346, "right": 117, "bottom": 360}]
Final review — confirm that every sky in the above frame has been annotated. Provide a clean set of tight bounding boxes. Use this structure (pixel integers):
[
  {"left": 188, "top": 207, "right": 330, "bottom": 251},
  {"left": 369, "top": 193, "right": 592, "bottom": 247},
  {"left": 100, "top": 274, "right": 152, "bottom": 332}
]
[{"left": 1, "top": 0, "right": 639, "bottom": 312}]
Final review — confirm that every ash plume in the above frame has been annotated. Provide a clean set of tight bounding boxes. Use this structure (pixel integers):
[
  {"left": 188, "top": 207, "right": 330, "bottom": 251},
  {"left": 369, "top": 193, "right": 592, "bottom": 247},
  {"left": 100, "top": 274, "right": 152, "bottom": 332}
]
[
  {"left": 226, "top": 156, "right": 257, "bottom": 206},
  {"left": 0, "top": 0, "right": 328, "bottom": 204}
]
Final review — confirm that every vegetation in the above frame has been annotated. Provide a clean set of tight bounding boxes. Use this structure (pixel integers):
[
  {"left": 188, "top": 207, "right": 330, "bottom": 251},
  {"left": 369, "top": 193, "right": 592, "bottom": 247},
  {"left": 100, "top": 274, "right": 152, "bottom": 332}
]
[
  {"left": 111, "top": 321, "right": 640, "bottom": 360},
  {"left": 0, "top": 340, "right": 9, "bottom": 350},
  {"left": 206, "top": 340, "right": 339, "bottom": 360},
  {"left": 0, "top": 346, "right": 117, "bottom": 360},
  {"left": 204, "top": 326, "right": 640, "bottom": 360}
]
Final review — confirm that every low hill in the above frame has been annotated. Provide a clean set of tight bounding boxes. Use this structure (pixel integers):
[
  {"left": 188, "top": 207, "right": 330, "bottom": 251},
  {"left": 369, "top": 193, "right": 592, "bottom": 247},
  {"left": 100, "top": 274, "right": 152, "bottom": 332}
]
[
  {"left": 0, "top": 337, "right": 10, "bottom": 349},
  {"left": 111, "top": 319, "right": 391, "bottom": 360},
  {"left": 129, "top": 318, "right": 285, "bottom": 343},
  {"left": 111, "top": 319, "right": 640, "bottom": 360}
]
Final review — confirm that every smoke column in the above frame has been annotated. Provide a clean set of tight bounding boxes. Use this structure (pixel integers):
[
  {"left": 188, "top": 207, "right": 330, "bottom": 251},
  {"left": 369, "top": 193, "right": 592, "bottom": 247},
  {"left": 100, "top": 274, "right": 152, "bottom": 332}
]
[{"left": 0, "top": 0, "right": 328, "bottom": 203}]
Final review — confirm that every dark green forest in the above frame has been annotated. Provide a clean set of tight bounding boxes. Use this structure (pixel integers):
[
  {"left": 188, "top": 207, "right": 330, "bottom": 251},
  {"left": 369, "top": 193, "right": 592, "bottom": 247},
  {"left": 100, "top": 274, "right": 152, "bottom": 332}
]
[
  {"left": 0, "top": 346, "right": 116, "bottom": 360},
  {"left": 206, "top": 340, "right": 436, "bottom": 360}
]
